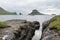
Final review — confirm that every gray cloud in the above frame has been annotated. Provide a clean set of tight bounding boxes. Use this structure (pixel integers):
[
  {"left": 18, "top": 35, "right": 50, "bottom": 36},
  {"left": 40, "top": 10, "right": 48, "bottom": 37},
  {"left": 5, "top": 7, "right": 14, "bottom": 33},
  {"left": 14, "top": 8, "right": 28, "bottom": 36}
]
[{"left": 0, "top": 0, "right": 60, "bottom": 15}]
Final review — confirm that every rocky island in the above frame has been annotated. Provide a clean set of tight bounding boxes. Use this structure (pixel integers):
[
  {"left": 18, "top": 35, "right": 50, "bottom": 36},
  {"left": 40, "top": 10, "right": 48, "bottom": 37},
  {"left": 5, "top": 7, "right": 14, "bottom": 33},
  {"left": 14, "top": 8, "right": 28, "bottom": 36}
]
[
  {"left": 41, "top": 15, "right": 60, "bottom": 40},
  {"left": 0, "top": 19, "right": 40, "bottom": 40},
  {"left": 28, "top": 9, "right": 44, "bottom": 15}
]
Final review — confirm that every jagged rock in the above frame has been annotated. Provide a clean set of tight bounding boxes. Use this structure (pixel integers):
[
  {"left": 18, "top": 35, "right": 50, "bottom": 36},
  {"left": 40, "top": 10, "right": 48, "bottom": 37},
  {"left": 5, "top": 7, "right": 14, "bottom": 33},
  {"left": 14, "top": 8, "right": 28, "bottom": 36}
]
[
  {"left": 0, "top": 19, "right": 40, "bottom": 40},
  {"left": 40, "top": 27, "right": 59, "bottom": 40},
  {"left": 41, "top": 15, "right": 60, "bottom": 40},
  {"left": 42, "top": 20, "right": 50, "bottom": 32}
]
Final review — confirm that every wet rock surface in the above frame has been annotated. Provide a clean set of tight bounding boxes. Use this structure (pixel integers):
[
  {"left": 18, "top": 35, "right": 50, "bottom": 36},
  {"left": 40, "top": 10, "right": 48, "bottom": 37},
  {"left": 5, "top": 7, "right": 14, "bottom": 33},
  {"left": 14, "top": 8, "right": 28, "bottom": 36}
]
[{"left": 0, "top": 19, "right": 40, "bottom": 40}]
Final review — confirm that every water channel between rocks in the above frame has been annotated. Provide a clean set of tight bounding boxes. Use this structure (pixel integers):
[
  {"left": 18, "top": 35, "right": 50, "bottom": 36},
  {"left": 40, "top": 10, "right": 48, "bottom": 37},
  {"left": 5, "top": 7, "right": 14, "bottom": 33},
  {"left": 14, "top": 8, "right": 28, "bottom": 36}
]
[{"left": 0, "top": 15, "right": 55, "bottom": 40}]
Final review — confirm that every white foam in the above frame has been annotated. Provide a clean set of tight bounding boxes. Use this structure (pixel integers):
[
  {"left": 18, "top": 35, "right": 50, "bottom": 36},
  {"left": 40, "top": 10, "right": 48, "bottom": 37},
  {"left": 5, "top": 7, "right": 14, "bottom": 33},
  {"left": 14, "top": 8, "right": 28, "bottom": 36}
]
[{"left": 2, "top": 35, "right": 9, "bottom": 40}]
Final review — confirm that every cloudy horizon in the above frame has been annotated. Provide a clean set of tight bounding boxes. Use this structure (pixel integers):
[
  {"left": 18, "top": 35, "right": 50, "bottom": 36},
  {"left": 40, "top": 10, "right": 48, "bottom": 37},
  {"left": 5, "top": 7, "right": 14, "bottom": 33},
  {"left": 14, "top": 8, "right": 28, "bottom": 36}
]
[{"left": 0, "top": 0, "right": 60, "bottom": 15}]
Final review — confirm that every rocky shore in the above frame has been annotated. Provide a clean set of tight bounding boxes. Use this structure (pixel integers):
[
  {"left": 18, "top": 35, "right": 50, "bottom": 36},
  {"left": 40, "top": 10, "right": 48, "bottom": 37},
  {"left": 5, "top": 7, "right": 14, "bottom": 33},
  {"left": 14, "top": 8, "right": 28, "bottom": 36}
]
[
  {"left": 40, "top": 15, "right": 60, "bottom": 40},
  {"left": 0, "top": 19, "right": 40, "bottom": 40}
]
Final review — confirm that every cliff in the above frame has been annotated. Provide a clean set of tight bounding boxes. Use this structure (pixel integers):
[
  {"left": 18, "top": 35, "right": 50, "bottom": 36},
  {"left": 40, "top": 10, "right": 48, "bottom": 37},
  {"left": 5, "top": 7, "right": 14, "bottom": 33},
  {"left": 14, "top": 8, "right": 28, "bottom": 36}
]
[
  {"left": 0, "top": 19, "right": 40, "bottom": 40},
  {"left": 41, "top": 15, "right": 60, "bottom": 40}
]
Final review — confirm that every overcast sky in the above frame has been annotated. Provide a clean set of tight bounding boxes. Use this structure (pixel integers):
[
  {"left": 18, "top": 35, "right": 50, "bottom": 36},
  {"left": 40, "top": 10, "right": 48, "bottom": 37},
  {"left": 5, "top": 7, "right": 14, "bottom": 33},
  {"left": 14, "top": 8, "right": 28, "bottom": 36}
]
[{"left": 0, "top": 0, "right": 60, "bottom": 15}]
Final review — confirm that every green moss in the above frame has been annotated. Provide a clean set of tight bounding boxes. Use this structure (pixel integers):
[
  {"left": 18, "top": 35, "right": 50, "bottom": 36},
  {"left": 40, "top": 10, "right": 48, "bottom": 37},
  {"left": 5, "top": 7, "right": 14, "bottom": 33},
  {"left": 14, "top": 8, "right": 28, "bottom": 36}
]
[
  {"left": 48, "top": 15, "right": 60, "bottom": 35},
  {"left": 50, "top": 15, "right": 60, "bottom": 22},
  {"left": 0, "top": 22, "right": 10, "bottom": 28},
  {"left": 48, "top": 20, "right": 60, "bottom": 35},
  {"left": 48, "top": 20, "right": 60, "bottom": 29}
]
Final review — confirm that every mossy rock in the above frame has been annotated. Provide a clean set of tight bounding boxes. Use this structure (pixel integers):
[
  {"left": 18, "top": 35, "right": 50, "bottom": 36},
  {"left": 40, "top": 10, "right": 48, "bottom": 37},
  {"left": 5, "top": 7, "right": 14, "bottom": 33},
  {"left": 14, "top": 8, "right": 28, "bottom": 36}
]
[
  {"left": 50, "top": 15, "right": 60, "bottom": 22},
  {"left": 0, "top": 22, "right": 11, "bottom": 28},
  {"left": 48, "top": 15, "right": 60, "bottom": 29},
  {"left": 48, "top": 15, "right": 60, "bottom": 35},
  {"left": 48, "top": 20, "right": 60, "bottom": 35},
  {"left": 48, "top": 20, "right": 60, "bottom": 29}
]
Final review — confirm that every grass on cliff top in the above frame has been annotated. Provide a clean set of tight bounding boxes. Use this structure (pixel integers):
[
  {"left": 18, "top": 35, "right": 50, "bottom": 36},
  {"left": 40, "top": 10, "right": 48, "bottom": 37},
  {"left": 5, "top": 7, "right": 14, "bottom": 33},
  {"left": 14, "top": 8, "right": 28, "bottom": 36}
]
[
  {"left": 50, "top": 15, "right": 60, "bottom": 22},
  {"left": 48, "top": 20, "right": 60, "bottom": 29},
  {"left": 0, "top": 22, "right": 10, "bottom": 28},
  {"left": 48, "top": 15, "right": 60, "bottom": 35},
  {"left": 48, "top": 15, "right": 60, "bottom": 29}
]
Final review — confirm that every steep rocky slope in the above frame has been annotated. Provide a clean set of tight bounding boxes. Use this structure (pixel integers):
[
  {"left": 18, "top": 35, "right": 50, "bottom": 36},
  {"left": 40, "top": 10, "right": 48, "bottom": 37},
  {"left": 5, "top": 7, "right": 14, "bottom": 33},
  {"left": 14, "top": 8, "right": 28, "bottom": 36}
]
[
  {"left": 0, "top": 19, "right": 40, "bottom": 40},
  {"left": 41, "top": 15, "right": 60, "bottom": 40}
]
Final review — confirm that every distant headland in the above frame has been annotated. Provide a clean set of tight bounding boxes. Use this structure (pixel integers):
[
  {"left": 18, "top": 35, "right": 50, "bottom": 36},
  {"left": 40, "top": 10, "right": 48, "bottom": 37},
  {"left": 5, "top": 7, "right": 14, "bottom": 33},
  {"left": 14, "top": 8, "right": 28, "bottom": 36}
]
[{"left": 0, "top": 7, "right": 17, "bottom": 15}]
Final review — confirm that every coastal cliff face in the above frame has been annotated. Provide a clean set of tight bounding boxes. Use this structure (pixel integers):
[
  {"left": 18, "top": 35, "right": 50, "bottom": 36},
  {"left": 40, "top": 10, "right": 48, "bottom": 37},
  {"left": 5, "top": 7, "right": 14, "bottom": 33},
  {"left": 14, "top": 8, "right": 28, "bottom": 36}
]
[
  {"left": 41, "top": 15, "right": 60, "bottom": 40},
  {"left": 0, "top": 19, "right": 40, "bottom": 40}
]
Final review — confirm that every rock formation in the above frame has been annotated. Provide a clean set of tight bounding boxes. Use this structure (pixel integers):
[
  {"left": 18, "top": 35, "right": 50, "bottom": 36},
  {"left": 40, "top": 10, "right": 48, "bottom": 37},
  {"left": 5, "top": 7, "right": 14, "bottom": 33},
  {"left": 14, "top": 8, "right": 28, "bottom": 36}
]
[
  {"left": 0, "top": 19, "right": 40, "bottom": 40},
  {"left": 28, "top": 9, "right": 44, "bottom": 15},
  {"left": 41, "top": 15, "right": 60, "bottom": 40}
]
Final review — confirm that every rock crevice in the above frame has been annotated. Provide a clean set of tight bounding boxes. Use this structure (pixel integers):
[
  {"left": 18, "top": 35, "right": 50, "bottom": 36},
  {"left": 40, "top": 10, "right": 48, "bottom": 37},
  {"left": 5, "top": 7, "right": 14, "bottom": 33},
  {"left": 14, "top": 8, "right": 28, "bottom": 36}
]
[{"left": 0, "top": 19, "right": 40, "bottom": 40}]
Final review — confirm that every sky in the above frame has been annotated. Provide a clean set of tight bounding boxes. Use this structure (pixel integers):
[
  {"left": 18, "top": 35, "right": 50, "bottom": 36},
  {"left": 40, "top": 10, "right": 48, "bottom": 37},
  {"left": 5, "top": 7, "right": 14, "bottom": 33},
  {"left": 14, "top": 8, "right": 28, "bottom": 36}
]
[{"left": 0, "top": 0, "right": 60, "bottom": 15}]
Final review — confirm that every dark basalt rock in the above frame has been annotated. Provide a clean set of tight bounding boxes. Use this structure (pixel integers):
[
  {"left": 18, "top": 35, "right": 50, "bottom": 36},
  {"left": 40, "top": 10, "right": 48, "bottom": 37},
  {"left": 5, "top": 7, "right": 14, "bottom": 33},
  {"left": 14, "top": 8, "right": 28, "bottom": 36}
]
[
  {"left": 0, "top": 19, "right": 40, "bottom": 40},
  {"left": 42, "top": 20, "right": 51, "bottom": 32},
  {"left": 33, "top": 21, "right": 40, "bottom": 29},
  {"left": 14, "top": 21, "right": 40, "bottom": 40}
]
